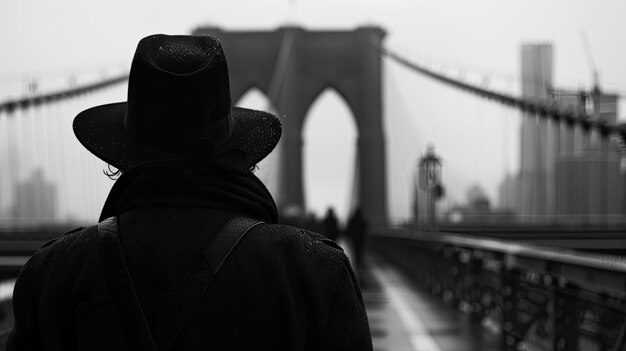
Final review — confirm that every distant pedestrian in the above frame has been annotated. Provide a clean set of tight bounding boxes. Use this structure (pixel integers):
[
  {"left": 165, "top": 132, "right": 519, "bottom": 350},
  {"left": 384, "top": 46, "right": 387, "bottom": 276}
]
[
  {"left": 8, "top": 34, "right": 372, "bottom": 351},
  {"left": 346, "top": 207, "right": 368, "bottom": 269},
  {"left": 322, "top": 207, "right": 340, "bottom": 241}
]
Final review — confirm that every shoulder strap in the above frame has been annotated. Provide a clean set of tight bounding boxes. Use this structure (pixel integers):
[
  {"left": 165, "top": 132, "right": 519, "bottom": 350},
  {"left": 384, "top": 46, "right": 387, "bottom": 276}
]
[
  {"left": 154, "top": 216, "right": 262, "bottom": 350},
  {"left": 97, "top": 217, "right": 157, "bottom": 351},
  {"left": 98, "top": 216, "right": 263, "bottom": 351}
]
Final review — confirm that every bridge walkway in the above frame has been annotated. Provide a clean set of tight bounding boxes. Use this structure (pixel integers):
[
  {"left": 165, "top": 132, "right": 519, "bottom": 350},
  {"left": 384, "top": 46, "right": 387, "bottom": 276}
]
[
  {"left": 360, "top": 255, "right": 500, "bottom": 351},
  {"left": 338, "top": 237, "right": 500, "bottom": 351}
]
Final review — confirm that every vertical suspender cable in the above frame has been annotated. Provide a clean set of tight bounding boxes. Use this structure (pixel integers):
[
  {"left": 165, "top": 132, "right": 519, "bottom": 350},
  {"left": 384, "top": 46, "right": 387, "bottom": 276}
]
[
  {"left": 266, "top": 30, "right": 295, "bottom": 206},
  {"left": 268, "top": 30, "right": 295, "bottom": 106}
]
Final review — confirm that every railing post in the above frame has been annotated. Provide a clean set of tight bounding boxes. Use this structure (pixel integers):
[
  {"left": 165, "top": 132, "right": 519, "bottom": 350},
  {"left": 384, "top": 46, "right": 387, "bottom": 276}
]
[
  {"left": 553, "top": 278, "right": 578, "bottom": 351},
  {"left": 501, "top": 254, "right": 518, "bottom": 351}
]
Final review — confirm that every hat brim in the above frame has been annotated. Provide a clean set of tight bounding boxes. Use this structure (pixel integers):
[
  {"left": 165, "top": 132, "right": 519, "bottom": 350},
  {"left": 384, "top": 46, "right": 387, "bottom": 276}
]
[{"left": 73, "top": 102, "right": 282, "bottom": 171}]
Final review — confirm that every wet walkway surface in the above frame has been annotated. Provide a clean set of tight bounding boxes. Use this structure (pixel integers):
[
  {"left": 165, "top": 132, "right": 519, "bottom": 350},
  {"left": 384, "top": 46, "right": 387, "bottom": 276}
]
[{"left": 355, "top": 254, "right": 500, "bottom": 351}]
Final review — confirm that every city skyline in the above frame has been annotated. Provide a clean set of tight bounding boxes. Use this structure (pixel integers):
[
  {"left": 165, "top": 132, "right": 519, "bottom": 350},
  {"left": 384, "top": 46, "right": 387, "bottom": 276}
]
[{"left": 1, "top": 0, "right": 625, "bottom": 222}]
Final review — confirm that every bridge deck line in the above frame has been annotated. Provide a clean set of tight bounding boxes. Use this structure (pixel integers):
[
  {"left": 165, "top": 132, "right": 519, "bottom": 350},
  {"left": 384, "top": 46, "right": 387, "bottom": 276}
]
[
  {"left": 334, "top": 235, "right": 499, "bottom": 351},
  {"left": 357, "top": 255, "right": 500, "bottom": 351}
]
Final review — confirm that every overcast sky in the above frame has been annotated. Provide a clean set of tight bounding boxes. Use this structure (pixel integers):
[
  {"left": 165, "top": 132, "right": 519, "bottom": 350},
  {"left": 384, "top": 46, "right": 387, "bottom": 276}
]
[{"left": 1, "top": 0, "right": 625, "bottom": 222}]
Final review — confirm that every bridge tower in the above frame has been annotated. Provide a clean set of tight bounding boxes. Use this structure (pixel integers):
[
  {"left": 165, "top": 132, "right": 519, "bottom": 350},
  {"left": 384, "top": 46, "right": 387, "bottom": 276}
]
[{"left": 192, "top": 26, "right": 388, "bottom": 227}]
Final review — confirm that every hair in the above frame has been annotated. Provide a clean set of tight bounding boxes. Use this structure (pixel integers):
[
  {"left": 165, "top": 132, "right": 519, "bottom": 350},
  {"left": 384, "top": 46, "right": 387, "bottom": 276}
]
[
  {"left": 104, "top": 162, "right": 258, "bottom": 180},
  {"left": 103, "top": 164, "right": 122, "bottom": 180}
]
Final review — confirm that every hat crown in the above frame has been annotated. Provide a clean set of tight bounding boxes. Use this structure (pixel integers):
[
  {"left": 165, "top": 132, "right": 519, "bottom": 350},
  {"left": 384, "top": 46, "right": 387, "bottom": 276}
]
[
  {"left": 73, "top": 34, "right": 281, "bottom": 173},
  {"left": 145, "top": 35, "right": 220, "bottom": 74},
  {"left": 124, "top": 34, "right": 232, "bottom": 153}
]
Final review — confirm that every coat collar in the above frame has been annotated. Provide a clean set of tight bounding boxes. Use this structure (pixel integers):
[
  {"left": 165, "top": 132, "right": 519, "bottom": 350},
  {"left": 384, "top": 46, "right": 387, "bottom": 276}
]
[{"left": 99, "top": 160, "right": 278, "bottom": 224}]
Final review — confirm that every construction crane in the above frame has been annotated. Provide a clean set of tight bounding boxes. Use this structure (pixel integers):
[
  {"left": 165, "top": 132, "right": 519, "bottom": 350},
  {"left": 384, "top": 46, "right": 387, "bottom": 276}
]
[{"left": 580, "top": 30, "right": 601, "bottom": 94}]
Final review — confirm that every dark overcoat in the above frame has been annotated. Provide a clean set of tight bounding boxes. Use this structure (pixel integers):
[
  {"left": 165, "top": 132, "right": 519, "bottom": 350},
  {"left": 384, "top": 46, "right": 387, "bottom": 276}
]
[{"left": 8, "top": 163, "right": 372, "bottom": 350}]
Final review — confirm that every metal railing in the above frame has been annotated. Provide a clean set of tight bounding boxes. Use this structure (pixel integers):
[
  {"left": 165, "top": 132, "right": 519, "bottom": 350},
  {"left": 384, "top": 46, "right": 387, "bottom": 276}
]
[{"left": 371, "top": 227, "right": 626, "bottom": 351}]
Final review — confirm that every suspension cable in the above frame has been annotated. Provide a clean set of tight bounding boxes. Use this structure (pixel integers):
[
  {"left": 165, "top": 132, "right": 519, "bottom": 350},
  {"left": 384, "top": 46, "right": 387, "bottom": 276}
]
[
  {"left": 375, "top": 43, "right": 626, "bottom": 142},
  {"left": 0, "top": 75, "right": 128, "bottom": 114}
]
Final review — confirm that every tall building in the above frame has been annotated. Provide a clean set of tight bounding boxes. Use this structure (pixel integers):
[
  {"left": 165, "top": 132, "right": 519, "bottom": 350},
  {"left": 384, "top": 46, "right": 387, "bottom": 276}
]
[
  {"left": 499, "top": 43, "right": 624, "bottom": 223},
  {"left": 553, "top": 91, "right": 623, "bottom": 222},
  {"left": 519, "top": 43, "right": 554, "bottom": 220},
  {"left": 498, "top": 173, "right": 521, "bottom": 212},
  {"left": 10, "top": 169, "right": 57, "bottom": 223}
]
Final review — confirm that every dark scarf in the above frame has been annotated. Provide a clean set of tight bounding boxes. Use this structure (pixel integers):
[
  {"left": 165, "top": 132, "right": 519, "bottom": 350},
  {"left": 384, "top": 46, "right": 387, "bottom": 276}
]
[{"left": 99, "top": 158, "right": 278, "bottom": 224}]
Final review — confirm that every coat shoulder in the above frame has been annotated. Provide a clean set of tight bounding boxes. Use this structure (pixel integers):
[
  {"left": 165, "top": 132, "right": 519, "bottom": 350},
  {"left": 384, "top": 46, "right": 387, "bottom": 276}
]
[
  {"left": 40, "top": 225, "right": 94, "bottom": 254},
  {"left": 253, "top": 223, "right": 344, "bottom": 253},
  {"left": 245, "top": 223, "right": 350, "bottom": 271},
  {"left": 19, "top": 225, "right": 97, "bottom": 279}
]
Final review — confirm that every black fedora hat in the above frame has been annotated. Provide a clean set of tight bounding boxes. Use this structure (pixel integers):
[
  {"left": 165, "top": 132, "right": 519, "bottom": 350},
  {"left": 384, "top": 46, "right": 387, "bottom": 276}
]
[{"left": 73, "top": 34, "right": 281, "bottom": 171}]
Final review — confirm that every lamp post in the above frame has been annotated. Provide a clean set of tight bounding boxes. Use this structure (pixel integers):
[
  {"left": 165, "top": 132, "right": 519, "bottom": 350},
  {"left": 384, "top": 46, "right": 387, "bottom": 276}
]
[{"left": 419, "top": 145, "right": 443, "bottom": 227}]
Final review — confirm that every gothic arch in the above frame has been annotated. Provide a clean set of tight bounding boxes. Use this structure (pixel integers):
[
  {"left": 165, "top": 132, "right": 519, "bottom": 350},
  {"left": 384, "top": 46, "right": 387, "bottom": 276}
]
[
  {"left": 193, "top": 26, "right": 388, "bottom": 226},
  {"left": 301, "top": 85, "right": 358, "bottom": 129},
  {"left": 232, "top": 85, "right": 270, "bottom": 108},
  {"left": 302, "top": 88, "right": 357, "bottom": 220}
]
